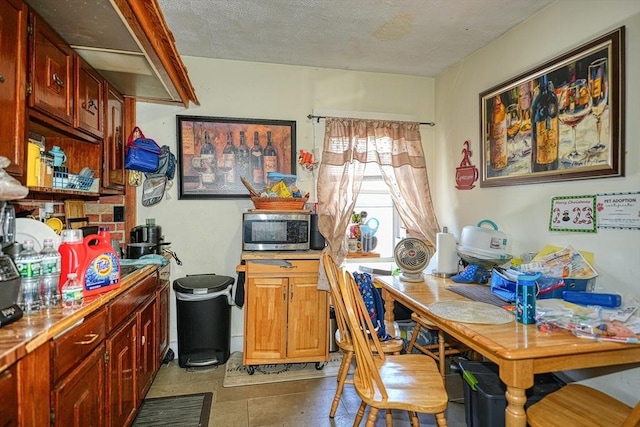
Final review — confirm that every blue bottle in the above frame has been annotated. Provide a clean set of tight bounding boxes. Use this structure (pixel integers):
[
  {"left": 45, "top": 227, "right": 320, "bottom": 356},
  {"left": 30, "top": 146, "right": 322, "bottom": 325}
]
[{"left": 516, "top": 272, "right": 541, "bottom": 324}]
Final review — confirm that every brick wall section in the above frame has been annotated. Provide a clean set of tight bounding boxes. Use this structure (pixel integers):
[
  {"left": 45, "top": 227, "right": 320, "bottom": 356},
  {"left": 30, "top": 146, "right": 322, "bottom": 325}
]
[{"left": 12, "top": 195, "right": 126, "bottom": 251}]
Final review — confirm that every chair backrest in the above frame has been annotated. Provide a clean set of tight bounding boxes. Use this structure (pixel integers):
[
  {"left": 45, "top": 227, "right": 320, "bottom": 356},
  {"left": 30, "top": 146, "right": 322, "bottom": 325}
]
[
  {"left": 338, "top": 267, "right": 389, "bottom": 399},
  {"left": 322, "top": 253, "right": 351, "bottom": 346}
]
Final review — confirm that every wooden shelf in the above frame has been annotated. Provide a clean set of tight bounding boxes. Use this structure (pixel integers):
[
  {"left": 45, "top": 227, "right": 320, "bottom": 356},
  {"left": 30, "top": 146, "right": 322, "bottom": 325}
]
[{"left": 346, "top": 252, "right": 381, "bottom": 259}]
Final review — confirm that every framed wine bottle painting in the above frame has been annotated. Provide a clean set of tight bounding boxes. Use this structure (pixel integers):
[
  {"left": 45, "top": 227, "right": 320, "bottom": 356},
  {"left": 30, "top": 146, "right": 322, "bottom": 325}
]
[
  {"left": 479, "top": 27, "right": 624, "bottom": 187},
  {"left": 176, "top": 115, "right": 296, "bottom": 199}
]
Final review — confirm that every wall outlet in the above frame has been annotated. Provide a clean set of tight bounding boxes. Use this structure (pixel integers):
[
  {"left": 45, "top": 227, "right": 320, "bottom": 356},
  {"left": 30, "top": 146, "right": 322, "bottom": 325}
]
[{"left": 114, "top": 206, "right": 125, "bottom": 222}]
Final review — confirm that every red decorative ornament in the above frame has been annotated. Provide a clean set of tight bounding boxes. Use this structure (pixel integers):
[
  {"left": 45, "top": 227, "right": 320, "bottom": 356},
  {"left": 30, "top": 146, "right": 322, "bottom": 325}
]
[{"left": 455, "top": 140, "right": 479, "bottom": 190}]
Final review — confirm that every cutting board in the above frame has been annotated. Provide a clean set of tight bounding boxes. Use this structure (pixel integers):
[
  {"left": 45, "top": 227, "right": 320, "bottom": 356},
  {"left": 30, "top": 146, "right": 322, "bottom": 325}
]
[{"left": 64, "top": 199, "right": 88, "bottom": 228}]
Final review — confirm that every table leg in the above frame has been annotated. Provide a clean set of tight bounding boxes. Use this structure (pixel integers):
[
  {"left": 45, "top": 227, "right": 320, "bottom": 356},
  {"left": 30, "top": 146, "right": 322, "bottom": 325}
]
[
  {"left": 381, "top": 289, "right": 395, "bottom": 322},
  {"left": 505, "top": 385, "right": 528, "bottom": 427}
]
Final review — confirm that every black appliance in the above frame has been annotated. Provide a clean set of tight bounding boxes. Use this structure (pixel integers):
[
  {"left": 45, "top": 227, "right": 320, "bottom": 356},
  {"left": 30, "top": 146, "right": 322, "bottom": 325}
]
[
  {"left": 0, "top": 254, "right": 23, "bottom": 327},
  {"left": 309, "top": 214, "right": 326, "bottom": 250},
  {"left": 130, "top": 224, "right": 164, "bottom": 253}
]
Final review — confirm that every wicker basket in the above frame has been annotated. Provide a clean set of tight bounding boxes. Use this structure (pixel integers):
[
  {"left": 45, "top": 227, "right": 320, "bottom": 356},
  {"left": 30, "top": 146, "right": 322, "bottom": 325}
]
[{"left": 251, "top": 194, "right": 309, "bottom": 210}]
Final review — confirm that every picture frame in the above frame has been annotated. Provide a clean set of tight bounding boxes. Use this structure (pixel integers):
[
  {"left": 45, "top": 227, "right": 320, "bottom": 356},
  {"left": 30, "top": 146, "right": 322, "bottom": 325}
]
[
  {"left": 479, "top": 27, "right": 624, "bottom": 187},
  {"left": 549, "top": 195, "right": 597, "bottom": 233},
  {"left": 176, "top": 115, "right": 296, "bottom": 199}
]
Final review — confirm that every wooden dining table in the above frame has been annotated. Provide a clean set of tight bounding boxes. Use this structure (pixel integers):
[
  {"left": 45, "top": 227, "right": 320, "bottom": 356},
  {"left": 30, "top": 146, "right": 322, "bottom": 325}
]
[{"left": 374, "top": 274, "right": 640, "bottom": 427}]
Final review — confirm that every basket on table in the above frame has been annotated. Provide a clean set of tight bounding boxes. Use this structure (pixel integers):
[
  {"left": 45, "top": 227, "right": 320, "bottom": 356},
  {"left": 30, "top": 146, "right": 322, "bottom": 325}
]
[
  {"left": 250, "top": 193, "right": 309, "bottom": 210},
  {"left": 241, "top": 176, "right": 309, "bottom": 210}
]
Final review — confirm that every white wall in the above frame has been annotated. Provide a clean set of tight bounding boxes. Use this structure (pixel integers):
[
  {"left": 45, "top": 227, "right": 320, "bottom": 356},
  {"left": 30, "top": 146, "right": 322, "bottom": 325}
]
[
  {"left": 135, "top": 61, "right": 434, "bottom": 355},
  {"left": 435, "top": 0, "right": 640, "bottom": 405}
]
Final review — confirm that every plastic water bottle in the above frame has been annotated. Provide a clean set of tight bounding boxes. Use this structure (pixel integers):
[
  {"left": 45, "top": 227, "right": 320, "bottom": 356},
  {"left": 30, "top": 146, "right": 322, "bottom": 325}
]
[
  {"left": 61, "top": 273, "right": 83, "bottom": 309},
  {"left": 15, "top": 240, "right": 42, "bottom": 313},
  {"left": 40, "top": 238, "right": 61, "bottom": 307}
]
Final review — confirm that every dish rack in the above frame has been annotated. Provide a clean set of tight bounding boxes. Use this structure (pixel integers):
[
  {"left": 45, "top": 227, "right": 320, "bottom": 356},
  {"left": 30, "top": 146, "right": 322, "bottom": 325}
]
[{"left": 53, "top": 170, "right": 94, "bottom": 191}]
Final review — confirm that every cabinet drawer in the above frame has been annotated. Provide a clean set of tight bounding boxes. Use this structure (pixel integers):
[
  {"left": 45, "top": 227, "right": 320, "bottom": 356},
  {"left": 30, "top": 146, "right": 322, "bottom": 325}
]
[
  {"left": 51, "top": 308, "right": 107, "bottom": 383},
  {"left": 247, "top": 260, "right": 319, "bottom": 276},
  {"left": 108, "top": 273, "right": 157, "bottom": 330}
]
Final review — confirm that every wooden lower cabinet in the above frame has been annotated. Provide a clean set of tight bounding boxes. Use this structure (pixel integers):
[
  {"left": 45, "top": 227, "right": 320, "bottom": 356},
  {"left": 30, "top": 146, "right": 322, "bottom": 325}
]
[
  {"left": 0, "top": 365, "right": 18, "bottom": 427},
  {"left": 51, "top": 344, "right": 105, "bottom": 427},
  {"left": 106, "top": 315, "right": 137, "bottom": 427},
  {"left": 243, "top": 259, "right": 328, "bottom": 368},
  {"left": 137, "top": 297, "right": 157, "bottom": 400}
]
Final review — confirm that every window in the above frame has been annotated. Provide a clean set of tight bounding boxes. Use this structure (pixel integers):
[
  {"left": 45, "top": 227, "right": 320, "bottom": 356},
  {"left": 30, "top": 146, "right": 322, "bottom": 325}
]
[{"left": 348, "top": 164, "right": 404, "bottom": 260}]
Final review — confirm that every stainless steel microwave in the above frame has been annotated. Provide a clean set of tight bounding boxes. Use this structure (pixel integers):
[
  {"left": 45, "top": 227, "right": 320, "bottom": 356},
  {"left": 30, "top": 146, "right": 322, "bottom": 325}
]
[{"left": 242, "top": 212, "right": 310, "bottom": 251}]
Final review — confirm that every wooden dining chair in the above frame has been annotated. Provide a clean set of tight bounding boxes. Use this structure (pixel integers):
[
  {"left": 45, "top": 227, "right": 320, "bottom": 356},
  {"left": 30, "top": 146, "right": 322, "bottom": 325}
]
[
  {"left": 527, "top": 383, "right": 640, "bottom": 427},
  {"left": 406, "top": 312, "right": 470, "bottom": 381},
  {"left": 322, "top": 253, "right": 404, "bottom": 419},
  {"left": 337, "top": 264, "right": 449, "bottom": 426}
]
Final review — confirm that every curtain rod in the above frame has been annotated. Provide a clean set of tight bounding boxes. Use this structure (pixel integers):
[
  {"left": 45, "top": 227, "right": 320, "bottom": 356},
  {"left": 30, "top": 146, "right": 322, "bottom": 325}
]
[{"left": 306, "top": 114, "right": 435, "bottom": 127}]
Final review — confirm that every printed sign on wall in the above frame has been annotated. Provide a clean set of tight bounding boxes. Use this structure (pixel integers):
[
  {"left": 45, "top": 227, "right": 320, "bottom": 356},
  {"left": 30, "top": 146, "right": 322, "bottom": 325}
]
[{"left": 549, "top": 195, "right": 597, "bottom": 233}]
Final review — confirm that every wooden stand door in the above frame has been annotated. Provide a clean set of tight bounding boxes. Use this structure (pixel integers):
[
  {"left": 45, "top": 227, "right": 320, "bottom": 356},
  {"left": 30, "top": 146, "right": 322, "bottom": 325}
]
[
  {"left": 51, "top": 344, "right": 105, "bottom": 427},
  {"left": 75, "top": 57, "right": 104, "bottom": 138},
  {"left": 287, "top": 276, "right": 329, "bottom": 359},
  {"left": 156, "top": 266, "right": 171, "bottom": 366},
  {"left": 106, "top": 316, "right": 137, "bottom": 427},
  {"left": 244, "top": 276, "right": 288, "bottom": 362},
  {"left": 0, "top": 0, "right": 27, "bottom": 177}
]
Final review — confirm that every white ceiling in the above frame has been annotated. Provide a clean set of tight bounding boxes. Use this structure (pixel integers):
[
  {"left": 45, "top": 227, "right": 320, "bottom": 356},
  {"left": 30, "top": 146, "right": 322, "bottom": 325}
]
[{"left": 158, "top": 0, "right": 555, "bottom": 77}]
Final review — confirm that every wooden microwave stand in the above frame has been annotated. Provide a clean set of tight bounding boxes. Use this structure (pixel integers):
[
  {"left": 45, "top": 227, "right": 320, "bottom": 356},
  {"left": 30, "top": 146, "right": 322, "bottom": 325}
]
[{"left": 239, "top": 250, "right": 329, "bottom": 374}]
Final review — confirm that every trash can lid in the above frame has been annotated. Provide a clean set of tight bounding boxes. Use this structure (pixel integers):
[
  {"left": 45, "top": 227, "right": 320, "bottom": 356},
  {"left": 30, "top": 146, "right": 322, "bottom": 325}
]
[{"left": 173, "top": 274, "right": 235, "bottom": 294}]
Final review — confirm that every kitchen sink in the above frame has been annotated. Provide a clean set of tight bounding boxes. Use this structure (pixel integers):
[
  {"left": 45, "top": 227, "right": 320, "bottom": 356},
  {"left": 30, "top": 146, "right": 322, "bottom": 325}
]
[{"left": 120, "top": 265, "right": 140, "bottom": 277}]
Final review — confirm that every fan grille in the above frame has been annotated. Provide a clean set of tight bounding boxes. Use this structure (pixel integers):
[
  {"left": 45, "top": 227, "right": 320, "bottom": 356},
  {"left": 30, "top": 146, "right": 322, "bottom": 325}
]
[{"left": 394, "top": 238, "right": 431, "bottom": 273}]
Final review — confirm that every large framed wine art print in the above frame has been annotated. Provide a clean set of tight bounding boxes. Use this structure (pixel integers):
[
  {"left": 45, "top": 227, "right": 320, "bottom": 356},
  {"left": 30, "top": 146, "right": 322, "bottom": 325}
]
[
  {"left": 479, "top": 27, "right": 624, "bottom": 187},
  {"left": 176, "top": 115, "right": 296, "bottom": 199}
]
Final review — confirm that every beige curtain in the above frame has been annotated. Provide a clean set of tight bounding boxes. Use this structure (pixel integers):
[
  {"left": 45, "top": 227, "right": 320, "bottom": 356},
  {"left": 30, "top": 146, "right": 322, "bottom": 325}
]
[{"left": 316, "top": 117, "right": 440, "bottom": 290}]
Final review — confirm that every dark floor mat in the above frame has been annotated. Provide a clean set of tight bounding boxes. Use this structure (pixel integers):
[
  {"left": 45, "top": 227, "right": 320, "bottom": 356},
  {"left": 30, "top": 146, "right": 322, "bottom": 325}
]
[{"left": 132, "top": 392, "right": 212, "bottom": 427}]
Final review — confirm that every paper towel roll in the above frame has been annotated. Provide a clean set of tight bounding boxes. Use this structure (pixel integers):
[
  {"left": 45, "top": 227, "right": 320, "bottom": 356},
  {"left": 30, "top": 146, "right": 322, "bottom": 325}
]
[{"left": 435, "top": 230, "right": 459, "bottom": 275}]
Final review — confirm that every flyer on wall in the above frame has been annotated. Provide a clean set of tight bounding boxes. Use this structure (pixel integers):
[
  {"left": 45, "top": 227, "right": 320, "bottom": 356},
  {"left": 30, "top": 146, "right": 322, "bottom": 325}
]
[{"left": 596, "top": 191, "right": 640, "bottom": 230}]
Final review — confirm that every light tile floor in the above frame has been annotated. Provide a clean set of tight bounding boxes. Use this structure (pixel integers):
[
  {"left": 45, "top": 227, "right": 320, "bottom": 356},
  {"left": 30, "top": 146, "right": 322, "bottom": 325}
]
[{"left": 146, "top": 357, "right": 468, "bottom": 427}]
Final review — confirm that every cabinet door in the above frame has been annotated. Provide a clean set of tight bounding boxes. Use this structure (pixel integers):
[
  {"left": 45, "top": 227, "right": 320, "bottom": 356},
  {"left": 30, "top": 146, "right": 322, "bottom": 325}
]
[
  {"left": 75, "top": 58, "right": 104, "bottom": 138},
  {"left": 287, "top": 276, "right": 329, "bottom": 358},
  {"left": 244, "top": 277, "right": 288, "bottom": 361},
  {"left": 0, "top": 365, "right": 17, "bottom": 427},
  {"left": 102, "top": 83, "right": 125, "bottom": 190},
  {"left": 106, "top": 316, "right": 137, "bottom": 427},
  {"left": 29, "top": 12, "right": 74, "bottom": 126},
  {"left": 0, "top": 0, "right": 27, "bottom": 177},
  {"left": 138, "top": 297, "right": 156, "bottom": 399},
  {"left": 51, "top": 344, "right": 105, "bottom": 427},
  {"left": 156, "top": 281, "right": 170, "bottom": 366}
]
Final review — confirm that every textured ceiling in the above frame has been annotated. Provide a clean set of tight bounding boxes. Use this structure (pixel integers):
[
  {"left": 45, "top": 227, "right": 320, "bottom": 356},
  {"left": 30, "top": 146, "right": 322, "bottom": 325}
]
[{"left": 158, "top": 0, "right": 555, "bottom": 77}]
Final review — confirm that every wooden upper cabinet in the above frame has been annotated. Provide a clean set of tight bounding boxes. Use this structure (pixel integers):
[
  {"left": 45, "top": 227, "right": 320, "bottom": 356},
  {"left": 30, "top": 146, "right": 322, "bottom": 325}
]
[
  {"left": 102, "top": 83, "right": 125, "bottom": 191},
  {"left": 28, "top": 11, "right": 74, "bottom": 126},
  {"left": 75, "top": 57, "right": 104, "bottom": 138},
  {"left": 0, "top": 0, "right": 27, "bottom": 177}
]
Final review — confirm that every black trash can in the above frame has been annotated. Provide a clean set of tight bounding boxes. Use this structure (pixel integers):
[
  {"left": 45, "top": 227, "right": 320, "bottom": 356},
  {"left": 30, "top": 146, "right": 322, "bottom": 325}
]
[{"left": 173, "top": 274, "right": 234, "bottom": 368}]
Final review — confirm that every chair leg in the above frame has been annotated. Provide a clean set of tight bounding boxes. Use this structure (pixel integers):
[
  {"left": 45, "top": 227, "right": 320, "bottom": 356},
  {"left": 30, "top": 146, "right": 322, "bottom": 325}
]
[
  {"left": 366, "top": 407, "right": 379, "bottom": 427},
  {"left": 385, "top": 409, "right": 393, "bottom": 426},
  {"left": 435, "top": 411, "right": 448, "bottom": 426},
  {"left": 407, "top": 322, "right": 422, "bottom": 353},
  {"left": 354, "top": 401, "right": 367, "bottom": 426},
  {"left": 438, "top": 329, "right": 446, "bottom": 382},
  {"left": 409, "top": 411, "right": 420, "bottom": 426},
  {"left": 330, "top": 351, "right": 353, "bottom": 417}
]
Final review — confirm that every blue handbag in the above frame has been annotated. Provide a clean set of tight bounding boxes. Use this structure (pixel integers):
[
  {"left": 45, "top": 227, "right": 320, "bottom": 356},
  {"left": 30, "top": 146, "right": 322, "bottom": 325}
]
[{"left": 125, "top": 127, "right": 161, "bottom": 173}]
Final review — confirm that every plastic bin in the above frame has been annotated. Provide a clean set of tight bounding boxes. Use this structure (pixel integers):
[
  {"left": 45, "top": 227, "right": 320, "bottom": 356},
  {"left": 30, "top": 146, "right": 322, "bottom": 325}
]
[
  {"left": 173, "top": 274, "right": 234, "bottom": 368},
  {"left": 459, "top": 360, "right": 565, "bottom": 427}
]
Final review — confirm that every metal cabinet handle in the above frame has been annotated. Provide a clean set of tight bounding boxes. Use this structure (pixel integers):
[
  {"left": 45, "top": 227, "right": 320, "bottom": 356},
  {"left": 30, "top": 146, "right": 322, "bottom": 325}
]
[
  {"left": 52, "top": 73, "right": 65, "bottom": 87},
  {"left": 82, "top": 99, "right": 97, "bottom": 114},
  {"left": 75, "top": 333, "right": 99, "bottom": 345},
  {"left": 0, "top": 75, "right": 4, "bottom": 83},
  {"left": 141, "top": 335, "right": 146, "bottom": 346}
]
